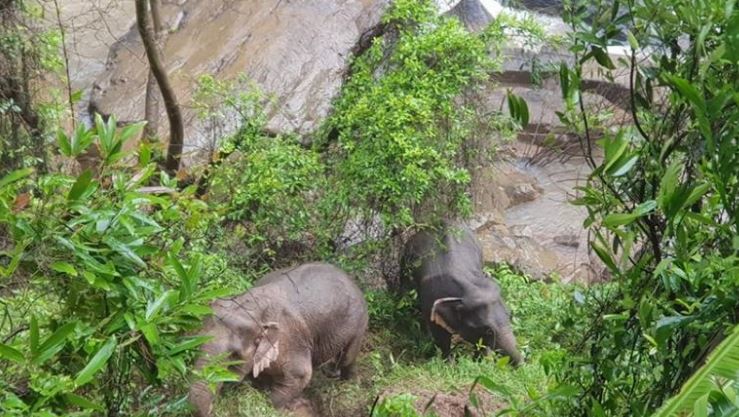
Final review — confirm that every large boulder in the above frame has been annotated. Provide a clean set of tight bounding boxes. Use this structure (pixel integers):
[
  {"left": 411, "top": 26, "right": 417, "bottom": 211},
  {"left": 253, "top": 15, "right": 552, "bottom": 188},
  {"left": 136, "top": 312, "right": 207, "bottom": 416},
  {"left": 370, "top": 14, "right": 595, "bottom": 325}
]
[
  {"left": 89, "top": 0, "right": 389, "bottom": 163},
  {"left": 444, "top": 0, "right": 493, "bottom": 32}
]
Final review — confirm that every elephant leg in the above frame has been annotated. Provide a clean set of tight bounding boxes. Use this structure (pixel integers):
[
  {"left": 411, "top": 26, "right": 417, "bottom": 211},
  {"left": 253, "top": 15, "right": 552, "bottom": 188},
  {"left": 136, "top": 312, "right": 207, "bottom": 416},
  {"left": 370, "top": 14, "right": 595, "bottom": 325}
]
[
  {"left": 339, "top": 334, "right": 363, "bottom": 380},
  {"left": 429, "top": 323, "right": 452, "bottom": 359},
  {"left": 269, "top": 357, "right": 312, "bottom": 409}
]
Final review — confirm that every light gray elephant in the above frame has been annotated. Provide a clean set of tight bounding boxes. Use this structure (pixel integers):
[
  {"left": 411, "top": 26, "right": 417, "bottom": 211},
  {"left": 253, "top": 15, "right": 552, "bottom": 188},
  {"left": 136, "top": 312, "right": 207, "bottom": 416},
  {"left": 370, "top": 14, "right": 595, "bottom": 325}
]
[
  {"left": 401, "top": 222, "right": 523, "bottom": 365},
  {"left": 189, "top": 262, "right": 368, "bottom": 416}
]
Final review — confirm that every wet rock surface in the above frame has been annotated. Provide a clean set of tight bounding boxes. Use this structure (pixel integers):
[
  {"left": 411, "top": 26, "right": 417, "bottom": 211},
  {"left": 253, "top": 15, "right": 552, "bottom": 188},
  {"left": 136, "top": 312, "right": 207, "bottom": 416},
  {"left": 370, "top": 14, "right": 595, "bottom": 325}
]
[
  {"left": 444, "top": 0, "right": 494, "bottom": 32},
  {"left": 470, "top": 148, "right": 598, "bottom": 283},
  {"left": 89, "top": 0, "right": 389, "bottom": 162}
]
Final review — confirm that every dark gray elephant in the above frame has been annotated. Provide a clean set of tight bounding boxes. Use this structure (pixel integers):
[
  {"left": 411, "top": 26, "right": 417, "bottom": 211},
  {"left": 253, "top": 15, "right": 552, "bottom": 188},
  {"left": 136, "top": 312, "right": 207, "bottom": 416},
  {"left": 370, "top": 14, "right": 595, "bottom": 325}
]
[
  {"left": 401, "top": 222, "right": 523, "bottom": 365},
  {"left": 189, "top": 262, "right": 368, "bottom": 416}
]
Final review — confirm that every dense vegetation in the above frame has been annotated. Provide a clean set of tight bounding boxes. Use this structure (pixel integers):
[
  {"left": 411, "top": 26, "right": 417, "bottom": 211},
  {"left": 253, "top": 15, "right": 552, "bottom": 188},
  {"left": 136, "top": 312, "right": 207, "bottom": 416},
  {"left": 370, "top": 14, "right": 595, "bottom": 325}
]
[{"left": 1, "top": 0, "right": 737, "bottom": 416}]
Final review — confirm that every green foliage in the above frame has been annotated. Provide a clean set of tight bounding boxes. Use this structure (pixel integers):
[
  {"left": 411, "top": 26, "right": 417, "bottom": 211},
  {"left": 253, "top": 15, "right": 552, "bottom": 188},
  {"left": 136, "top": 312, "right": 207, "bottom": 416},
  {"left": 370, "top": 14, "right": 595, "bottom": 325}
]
[
  {"left": 0, "top": 120, "right": 226, "bottom": 415},
  {"left": 192, "top": 74, "right": 270, "bottom": 147},
  {"left": 320, "top": 0, "right": 507, "bottom": 229},
  {"left": 372, "top": 393, "right": 434, "bottom": 417},
  {"left": 653, "top": 324, "right": 739, "bottom": 417},
  {"left": 548, "top": 0, "right": 739, "bottom": 415},
  {"left": 212, "top": 133, "right": 323, "bottom": 234},
  {"left": 0, "top": 0, "right": 68, "bottom": 175},
  {"left": 491, "top": 265, "right": 576, "bottom": 355}
]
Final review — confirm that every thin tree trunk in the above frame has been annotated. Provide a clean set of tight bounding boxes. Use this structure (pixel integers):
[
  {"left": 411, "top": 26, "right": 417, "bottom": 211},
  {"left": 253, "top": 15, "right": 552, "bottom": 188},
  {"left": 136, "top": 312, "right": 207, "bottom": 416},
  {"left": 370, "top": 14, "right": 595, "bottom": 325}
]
[
  {"left": 52, "top": 0, "right": 75, "bottom": 128},
  {"left": 135, "top": 0, "right": 184, "bottom": 175},
  {"left": 143, "top": 0, "right": 163, "bottom": 140}
]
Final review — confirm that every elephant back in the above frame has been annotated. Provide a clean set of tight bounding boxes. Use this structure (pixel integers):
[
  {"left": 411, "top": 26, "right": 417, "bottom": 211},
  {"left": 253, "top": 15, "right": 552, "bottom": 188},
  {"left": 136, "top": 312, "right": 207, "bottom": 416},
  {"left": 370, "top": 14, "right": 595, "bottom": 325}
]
[{"left": 255, "top": 262, "right": 368, "bottom": 359}]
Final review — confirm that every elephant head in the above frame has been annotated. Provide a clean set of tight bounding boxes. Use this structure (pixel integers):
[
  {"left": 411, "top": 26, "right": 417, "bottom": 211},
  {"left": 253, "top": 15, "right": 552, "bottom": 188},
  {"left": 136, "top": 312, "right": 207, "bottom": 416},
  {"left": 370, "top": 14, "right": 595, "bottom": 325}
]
[
  {"left": 430, "top": 292, "right": 522, "bottom": 366},
  {"left": 189, "top": 305, "right": 282, "bottom": 417}
]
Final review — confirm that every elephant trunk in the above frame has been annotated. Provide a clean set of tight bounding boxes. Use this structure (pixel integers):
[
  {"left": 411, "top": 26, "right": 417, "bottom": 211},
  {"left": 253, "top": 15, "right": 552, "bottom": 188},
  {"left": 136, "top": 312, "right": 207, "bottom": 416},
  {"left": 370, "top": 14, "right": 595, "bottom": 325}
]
[
  {"left": 491, "top": 328, "right": 523, "bottom": 366},
  {"left": 189, "top": 343, "right": 222, "bottom": 417},
  {"left": 189, "top": 377, "right": 215, "bottom": 417}
]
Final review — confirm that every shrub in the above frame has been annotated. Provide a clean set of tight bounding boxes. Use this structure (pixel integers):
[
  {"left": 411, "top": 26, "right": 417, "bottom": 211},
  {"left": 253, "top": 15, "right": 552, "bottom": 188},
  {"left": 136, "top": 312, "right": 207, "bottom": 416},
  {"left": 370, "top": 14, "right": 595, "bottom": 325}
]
[
  {"left": 548, "top": 0, "right": 739, "bottom": 415},
  {"left": 0, "top": 117, "right": 226, "bottom": 415},
  {"left": 209, "top": 131, "right": 326, "bottom": 266},
  {"left": 320, "top": 0, "right": 508, "bottom": 230}
]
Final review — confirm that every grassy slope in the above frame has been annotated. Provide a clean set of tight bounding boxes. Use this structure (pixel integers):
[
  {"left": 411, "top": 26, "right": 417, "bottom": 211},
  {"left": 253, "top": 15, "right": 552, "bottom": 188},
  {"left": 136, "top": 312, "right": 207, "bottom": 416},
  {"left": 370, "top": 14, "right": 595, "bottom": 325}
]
[{"left": 213, "top": 266, "right": 574, "bottom": 417}]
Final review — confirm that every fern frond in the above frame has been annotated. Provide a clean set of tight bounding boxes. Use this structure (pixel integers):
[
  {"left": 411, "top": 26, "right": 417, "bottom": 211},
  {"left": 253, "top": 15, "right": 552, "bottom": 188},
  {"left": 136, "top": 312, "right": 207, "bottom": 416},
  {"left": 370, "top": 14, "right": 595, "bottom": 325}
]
[{"left": 652, "top": 324, "right": 739, "bottom": 417}]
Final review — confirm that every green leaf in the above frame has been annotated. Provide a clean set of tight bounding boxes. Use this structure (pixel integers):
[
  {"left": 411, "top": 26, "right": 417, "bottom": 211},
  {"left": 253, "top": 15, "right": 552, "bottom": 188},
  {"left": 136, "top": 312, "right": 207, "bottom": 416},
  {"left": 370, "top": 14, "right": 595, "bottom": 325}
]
[
  {"left": 0, "top": 168, "right": 34, "bottom": 190},
  {"left": 179, "top": 304, "right": 212, "bottom": 317},
  {"left": 30, "top": 315, "right": 39, "bottom": 357},
  {"left": 602, "top": 213, "right": 637, "bottom": 228},
  {"left": 70, "top": 89, "right": 83, "bottom": 104},
  {"left": 57, "top": 130, "right": 72, "bottom": 156},
  {"left": 119, "top": 122, "right": 145, "bottom": 144},
  {"left": 635, "top": 200, "right": 657, "bottom": 215},
  {"left": 68, "top": 169, "right": 94, "bottom": 201},
  {"left": 652, "top": 324, "right": 739, "bottom": 417},
  {"left": 139, "top": 144, "right": 152, "bottom": 166},
  {"left": 75, "top": 337, "right": 117, "bottom": 386},
  {"left": 0, "top": 343, "right": 24, "bottom": 363},
  {"left": 145, "top": 290, "right": 175, "bottom": 321},
  {"left": 610, "top": 155, "right": 638, "bottom": 177},
  {"left": 666, "top": 75, "right": 705, "bottom": 112},
  {"left": 169, "top": 253, "right": 192, "bottom": 299},
  {"left": 627, "top": 31, "right": 639, "bottom": 50},
  {"left": 592, "top": 241, "right": 618, "bottom": 272},
  {"left": 168, "top": 253, "right": 188, "bottom": 282},
  {"left": 506, "top": 91, "right": 529, "bottom": 127},
  {"left": 51, "top": 262, "right": 77, "bottom": 277},
  {"left": 560, "top": 63, "right": 570, "bottom": 100},
  {"left": 681, "top": 182, "right": 710, "bottom": 211},
  {"left": 70, "top": 123, "right": 95, "bottom": 156},
  {"left": 473, "top": 375, "right": 513, "bottom": 397},
  {"left": 167, "top": 336, "right": 212, "bottom": 356},
  {"left": 64, "top": 393, "right": 103, "bottom": 411},
  {"left": 603, "top": 201, "right": 656, "bottom": 227},
  {"left": 655, "top": 315, "right": 691, "bottom": 346},
  {"left": 32, "top": 321, "right": 77, "bottom": 365},
  {"left": 104, "top": 237, "right": 146, "bottom": 268},
  {"left": 139, "top": 323, "right": 160, "bottom": 346},
  {"left": 592, "top": 46, "right": 616, "bottom": 69},
  {"left": 0, "top": 240, "right": 28, "bottom": 278},
  {"left": 693, "top": 394, "right": 709, "bottom": 417},
  {"left": 659, "top": 160, "right": 681, "bottom": 209},
  {"left": 603, "top": 132, "right": 629, "bottom": 174}
]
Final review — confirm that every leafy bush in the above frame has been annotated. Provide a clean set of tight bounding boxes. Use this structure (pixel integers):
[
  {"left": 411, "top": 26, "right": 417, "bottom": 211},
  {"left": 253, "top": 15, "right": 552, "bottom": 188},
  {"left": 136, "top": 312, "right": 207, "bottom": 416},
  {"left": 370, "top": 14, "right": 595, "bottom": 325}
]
[
  {"left": 372, "top": 393, "right": 433, "bottom": 417},
  {"left": 0, "top": 117, "right": 226, "bottom": 415},
  {"left": 546, "top": 0, "right": 739, "bottom": 415},
  {"left": 209, "top": 132, "right": 326, "bottom": 266},
  {"left": 320, "top": 0, "right": 508, "bottom": 230},
  {"left": 0, "top": 0, "right": 67, "bottom": 175},
  {"left": 653, "top": 324, "right": 739, "bottom": 417},
  {"left": 491, "top": 265, "right": 576, "bottom": 355}
]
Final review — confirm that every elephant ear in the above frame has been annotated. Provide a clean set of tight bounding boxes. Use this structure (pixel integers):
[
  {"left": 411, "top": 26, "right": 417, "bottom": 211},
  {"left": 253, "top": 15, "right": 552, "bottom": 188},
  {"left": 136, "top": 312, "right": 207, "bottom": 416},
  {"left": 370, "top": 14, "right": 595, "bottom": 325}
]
[
  {"left": 430, "top": 297, "right": 463, "bottom": 334},
  {"left": 252, "top": 322, "right": 279, "bottom": 378}
]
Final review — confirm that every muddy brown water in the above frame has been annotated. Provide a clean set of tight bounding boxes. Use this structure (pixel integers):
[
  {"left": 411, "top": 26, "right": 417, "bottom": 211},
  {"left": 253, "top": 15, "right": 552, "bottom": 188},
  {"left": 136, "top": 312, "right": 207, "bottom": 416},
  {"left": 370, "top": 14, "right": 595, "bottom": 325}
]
[{"left": 504, "top": 157, "right": 593, "bottom": 280}]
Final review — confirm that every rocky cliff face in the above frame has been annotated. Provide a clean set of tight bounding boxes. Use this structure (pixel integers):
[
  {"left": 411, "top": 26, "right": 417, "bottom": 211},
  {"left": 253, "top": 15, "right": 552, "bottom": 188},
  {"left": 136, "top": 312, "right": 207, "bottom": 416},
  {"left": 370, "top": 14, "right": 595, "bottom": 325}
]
[{"left": 89, "top": 0, "right": 389, "bottom": 161}]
